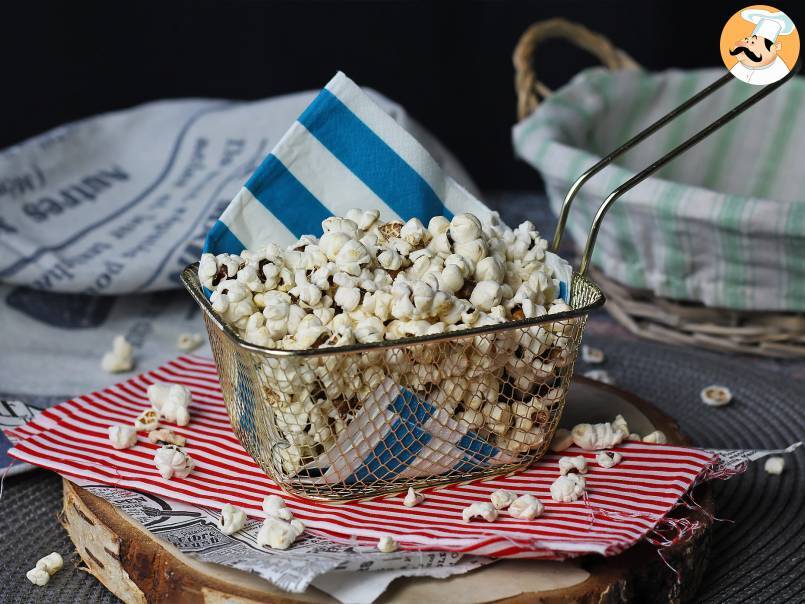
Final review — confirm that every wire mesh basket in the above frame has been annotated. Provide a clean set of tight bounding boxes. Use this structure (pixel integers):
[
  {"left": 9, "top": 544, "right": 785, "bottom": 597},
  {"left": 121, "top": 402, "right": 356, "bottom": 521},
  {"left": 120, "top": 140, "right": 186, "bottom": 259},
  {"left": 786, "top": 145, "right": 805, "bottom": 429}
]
[{"left": 182, "top": 265, "right": 604, "bottom": 501}]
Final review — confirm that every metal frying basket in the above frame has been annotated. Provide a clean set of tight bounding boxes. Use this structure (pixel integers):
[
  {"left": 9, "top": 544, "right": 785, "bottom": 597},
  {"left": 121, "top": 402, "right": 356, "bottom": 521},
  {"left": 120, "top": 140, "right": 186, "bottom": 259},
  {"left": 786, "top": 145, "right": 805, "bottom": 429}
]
[
  {"left": 182, "top": 62, "right": 795, "bottom": 501},
  {"left": 183, "top": 264, "right": 602, "bottom": 501}
]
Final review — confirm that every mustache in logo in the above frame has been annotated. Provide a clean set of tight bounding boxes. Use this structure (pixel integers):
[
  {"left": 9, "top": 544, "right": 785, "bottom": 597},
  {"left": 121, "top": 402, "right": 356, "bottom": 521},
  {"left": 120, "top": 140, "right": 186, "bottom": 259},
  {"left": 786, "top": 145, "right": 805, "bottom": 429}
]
[{"left": 730, "top": 46, "right": 763, "bottom": 62}]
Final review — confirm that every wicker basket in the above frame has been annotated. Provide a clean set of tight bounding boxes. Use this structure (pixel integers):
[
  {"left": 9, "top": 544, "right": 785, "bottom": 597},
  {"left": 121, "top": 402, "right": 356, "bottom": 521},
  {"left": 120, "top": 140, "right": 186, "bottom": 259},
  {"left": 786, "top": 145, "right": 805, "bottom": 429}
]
[
  {"left": 513, "top": 18, "right": 805, "bottom": 358},
  {"left": 183, "top": 263, "right": 604, "bottom": 501}
]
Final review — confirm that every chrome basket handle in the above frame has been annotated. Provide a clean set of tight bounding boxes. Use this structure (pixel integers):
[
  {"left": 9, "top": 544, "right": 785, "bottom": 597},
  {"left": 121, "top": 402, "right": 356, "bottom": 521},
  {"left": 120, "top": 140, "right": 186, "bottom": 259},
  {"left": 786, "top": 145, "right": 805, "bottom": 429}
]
[{"left": 550, "top": 60, "right": 802, "bottom": 276}]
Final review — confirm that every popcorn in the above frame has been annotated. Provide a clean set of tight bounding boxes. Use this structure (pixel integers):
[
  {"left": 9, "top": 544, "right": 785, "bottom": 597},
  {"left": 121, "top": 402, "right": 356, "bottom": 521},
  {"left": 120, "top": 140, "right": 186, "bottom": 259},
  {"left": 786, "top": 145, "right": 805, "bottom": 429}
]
[
  {"left": 108, "top": 424, "right": 137, "bottom": 450},
  {"left": 177, "top": 333, "right": 204, "bottom": 352},
  {"left": 101, "top": 335, "right": 134, "bottom": 373},
  {"left": 583, "top": 369, "right": 614, "bottom": 384},
  {"left": 35, "top": 552, "right": 63, "bottom": 575},
  {"left": 490, "top": 489, "right": 517, "bottom": 510},
  {"left": 134, "top": 409, "right": 160, "bottom": 432},
  {"left": 581, "top": 345, "right": 605, "bottom": 364},
  {"left": 148, "top": 383, "right": 192, "bottom": 426},
  {"left": 220, "top": 504, "right": 247, "bottom": 535},
  {"left": 642, "top": 430, "right": 668, "bottom": 444},
  {"left": 147, "top": 428, "right": 186, "bottom": 447},
  {"left": 262, "top": 494, "right": 294, "bottom": 521},
  {"left": 26, "top": 568, "right": 50, "bottom": 586},
  {"left": 550, "top": 428, "right": 573, "bottom": 452},
  {"left": 508, "top": 494, "right": 544, "bottom": 520},
  {"left": 764, "top": 456, "right": 785, "bottom": 475},
  {"left": 558, "top": 455, "right": 588, "bottom": 475},
  {"left": 571, "top": 415, "right": 629, "bottom": 450},
  {"left": 551, "top": 473, "right": 586, "bottom": 502},
  {"left": 596, "top": 451, "right": 622, "bottom": 468},
  {"left": 462, "top": 502, "right": 498, "bottom": 523},
  {"left": 199, "top": 210, "right": 575, "bottom": 474},
  {"left": 154, "top": 445, "right": 195, "bottom": 479},
  {"left": 700, "top": 385, "right": 732, "bottom": 407},
  {"left": 403, "top": 487, "right": 425, "bottom": 507},
  {"left": 377, "top": 535, "right": 399, "bottom": 553},
  {"left": 257, "top": 517, "right": 305, "bottom": 550}
]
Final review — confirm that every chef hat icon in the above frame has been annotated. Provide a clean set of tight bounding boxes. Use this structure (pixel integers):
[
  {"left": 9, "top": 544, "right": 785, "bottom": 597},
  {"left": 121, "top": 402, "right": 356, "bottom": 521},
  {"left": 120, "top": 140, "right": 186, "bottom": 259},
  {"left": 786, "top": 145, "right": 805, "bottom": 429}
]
[{"left": 741, "top": 8, "right": 795, "bottom": 42}]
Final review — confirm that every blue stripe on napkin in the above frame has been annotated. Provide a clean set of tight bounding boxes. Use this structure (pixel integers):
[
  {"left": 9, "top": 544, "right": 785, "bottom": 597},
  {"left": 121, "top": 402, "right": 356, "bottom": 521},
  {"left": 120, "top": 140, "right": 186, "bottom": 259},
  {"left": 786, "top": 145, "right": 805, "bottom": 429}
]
[
  {"left": 204, "top": 220, "right": 245, "bottom": 257},
  {"left": 452, "top": 431, "right": 500, "bottom": 473},
  {"left": 298, "top": 89, "right": 452, "bottom": 223},
  {"left": 246, "top": 155, "right": 332, "bottom": 238},
  {"left": 389, "top": 389, "right": 435, "bottom": 425},
  {"left": 347, "top": 418, "right": 432, "bottom": 483}
]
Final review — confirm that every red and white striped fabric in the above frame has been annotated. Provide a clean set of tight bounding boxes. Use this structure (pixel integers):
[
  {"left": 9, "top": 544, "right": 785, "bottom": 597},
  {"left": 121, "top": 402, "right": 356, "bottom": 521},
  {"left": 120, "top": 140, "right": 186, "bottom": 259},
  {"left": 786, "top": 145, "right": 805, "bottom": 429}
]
[{"left": 7, "top": 355, "right": 715, "bottom": 559}]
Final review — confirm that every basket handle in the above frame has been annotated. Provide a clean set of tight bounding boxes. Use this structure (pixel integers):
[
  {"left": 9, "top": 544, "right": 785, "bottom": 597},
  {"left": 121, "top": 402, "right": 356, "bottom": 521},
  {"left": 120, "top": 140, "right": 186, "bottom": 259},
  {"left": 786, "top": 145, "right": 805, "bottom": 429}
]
[{"left": 513, "top": 18, "right": 640, "bottom": 121}]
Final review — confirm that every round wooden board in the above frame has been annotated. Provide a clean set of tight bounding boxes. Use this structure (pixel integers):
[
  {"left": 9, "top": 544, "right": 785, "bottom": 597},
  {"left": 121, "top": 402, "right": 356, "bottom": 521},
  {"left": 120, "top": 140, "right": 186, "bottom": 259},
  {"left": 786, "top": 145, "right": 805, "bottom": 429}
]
[{"left": 62, "top": 377, "right": 713, "bottom": 604}]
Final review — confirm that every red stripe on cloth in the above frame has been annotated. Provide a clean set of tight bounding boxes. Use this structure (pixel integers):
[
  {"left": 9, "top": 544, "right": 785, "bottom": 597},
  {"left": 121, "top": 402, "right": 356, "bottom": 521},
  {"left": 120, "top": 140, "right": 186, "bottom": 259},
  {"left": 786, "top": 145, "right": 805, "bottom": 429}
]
[{"left": 8, "top": 355, "right": 715, "bottom": 559}]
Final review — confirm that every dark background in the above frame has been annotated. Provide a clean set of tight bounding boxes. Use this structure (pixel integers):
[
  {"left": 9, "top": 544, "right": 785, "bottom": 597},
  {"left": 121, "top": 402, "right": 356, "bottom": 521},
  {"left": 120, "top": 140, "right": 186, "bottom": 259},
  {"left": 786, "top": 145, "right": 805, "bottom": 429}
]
[{"left": 2, "top": 0, "right": 803, "bottom": 189}]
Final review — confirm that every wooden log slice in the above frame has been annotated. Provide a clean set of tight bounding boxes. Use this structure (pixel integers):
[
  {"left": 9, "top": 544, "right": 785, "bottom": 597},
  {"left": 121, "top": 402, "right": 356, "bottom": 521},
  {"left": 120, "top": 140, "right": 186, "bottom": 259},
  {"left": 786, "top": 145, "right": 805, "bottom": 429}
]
[{"left": 62, "top": 377, "right": 713, "bottom": 603}]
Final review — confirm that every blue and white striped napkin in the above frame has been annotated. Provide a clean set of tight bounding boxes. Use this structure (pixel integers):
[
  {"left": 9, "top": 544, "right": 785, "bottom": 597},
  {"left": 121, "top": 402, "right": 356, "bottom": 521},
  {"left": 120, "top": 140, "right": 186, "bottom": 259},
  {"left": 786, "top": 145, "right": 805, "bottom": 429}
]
[{"left": 203, "top": 71, "right": 492, "bottom": 256}]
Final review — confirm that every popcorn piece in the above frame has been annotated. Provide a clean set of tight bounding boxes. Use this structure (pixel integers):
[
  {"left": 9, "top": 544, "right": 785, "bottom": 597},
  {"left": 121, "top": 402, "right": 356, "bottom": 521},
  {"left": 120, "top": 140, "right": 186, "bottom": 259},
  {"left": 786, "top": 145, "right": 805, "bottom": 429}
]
[
  {"left": 257, "top": 516, "right": 304, "bottom": 550},
  {"left": 469, "top": 281, "right": 502, "bottom": 312},
  {"left": 508, "top": 494, "right": 544, "bottom": 520},
  {"left": 558, "top": 455, "right": 588, "bottom": 475},
  {"left": 147, "top": 428, "right": 186, "bottom": 447},
  {"left": 581, "top": 345, "right": 605, "bottom": 364},
  {"left": 571, "top": 416, "right": 628, "bottom": 450},
  {"left": 262, "top": 494, "right": 294, "bottom": 521},
  {"left": 764, "top": 456, "right": 785, "bottom": 475},
  {"left": 449, "top": 213, "right": 482, "bottom": 244},
  {"left": 148, "top": 383, "right": 192, "bottom": 426},
  {"left": 101, "top": 335, "right": 134, "bottom": 373},
  {"left": 551, "top": 473, "right": 586, "bottom": 502},
  {"left": 596, "top": 451, "right": 622, "bottom": 468},
  {"left": 154, "top": 445, "right": 195, "bottom": 479},
  {"left": 700, "top": 385, "right": 732, "bottom": 407},
  {"left": 108, "top": 424, "right": 137, "bottom": 450},
  {"left": 550, "top": 428, "right": 574, "bottom": 452},
  {"left": 177, "top": 332, "right": 204, "bottom": 352},
  {"left": 583, "top": 369, "right": 613, "bottom": 385},
  {"left": 134, "top": 409, "right": 159, "bottom": 432},
  {"left": 403, "top": 487, "right": 425, "bottom": 507},
  {"left": 462, "top": 501, "right": 498, "bottom": 523},
  {"left": 377, "top": 535, "right": 399, "bottom": 553},
  {"left": 642, "top": 430, "right": 668, "bottom": 444},
  {"left": 26, "top": 568, "right": 50, "bottom": 586},
  {"left": 220, "top": 504, "right": 247, "bottom": 535},
  {"left": 490, "top": 489, "right": 517, "bottom": 510},
  {"left": 35, "top": 552, "right": 63, "bottom": 575}
]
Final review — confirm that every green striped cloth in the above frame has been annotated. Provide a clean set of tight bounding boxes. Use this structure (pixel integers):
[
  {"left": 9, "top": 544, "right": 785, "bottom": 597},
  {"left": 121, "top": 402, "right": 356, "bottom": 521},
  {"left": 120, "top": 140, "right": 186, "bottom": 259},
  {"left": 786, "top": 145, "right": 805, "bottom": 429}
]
[{"left": 513, "top": 67, "right": 805, "bottom": 312}]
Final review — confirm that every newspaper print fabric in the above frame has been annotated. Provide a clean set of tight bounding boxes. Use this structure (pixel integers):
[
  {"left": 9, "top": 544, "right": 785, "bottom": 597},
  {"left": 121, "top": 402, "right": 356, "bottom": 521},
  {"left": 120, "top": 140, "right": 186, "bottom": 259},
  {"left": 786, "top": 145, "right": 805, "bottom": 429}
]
[{"left": 7, "top": 355, "right": 715, "bottom": 559}]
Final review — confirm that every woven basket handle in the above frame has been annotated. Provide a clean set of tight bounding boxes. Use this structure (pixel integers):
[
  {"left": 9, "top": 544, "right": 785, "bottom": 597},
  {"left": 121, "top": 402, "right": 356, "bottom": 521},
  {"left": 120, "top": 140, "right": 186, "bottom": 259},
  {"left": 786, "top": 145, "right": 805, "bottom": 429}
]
[{"left": 513, "top": 18, "right": 641, "bottom": 120}]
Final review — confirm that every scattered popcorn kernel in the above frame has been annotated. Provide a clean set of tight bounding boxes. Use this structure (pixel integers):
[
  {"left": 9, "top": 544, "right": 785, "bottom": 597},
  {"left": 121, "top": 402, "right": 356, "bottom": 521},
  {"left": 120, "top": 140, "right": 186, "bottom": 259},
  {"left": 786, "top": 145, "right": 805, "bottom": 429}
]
[
  {"left": 403, "top": 487, "right": 425, "bottom": 507},
  {"left": 551, "top": 473, "right": 586, "bottom": 502},
  {"left": 134, "top": 409, "right": 160, "bottom": 432},
  {"left": 596, "top": 451, "right": 622, "bottom": 468},
  {"left": 148, "top": 383, "right": 192, "bottom": 426},
  {"left": 490, "top": 489, "right": 518, "bottom": 510},
  {"left": 508, "top": 494, "right": 544, "bottom": 520},
  {"left": 177, "top": 333, "right": 204, "bottom": 352},
  {"left": 35, "top": 552, "right": 63, "bottom": 575},
  {"left": 101, "top": 335, "right": 134, "bottom": 373},
  {"left": 550, "top": 428, "right": 573, "bottom": 452},
  {"left": 26, "top": 568, "right": 49, "bottom": 586},
  {"left": 154, "top": 445, "right": 195, "bottom": 479},
  {"left": 462, "top": 501, "right": 498, "bottom": 523},
  {"left": 257, "top": 517, "right": 304, "bottom": 550},
  {"left": 377, "top": 535, "right": 399, "bottom": 553},
  {"left": 581, "top": 345, "right": 605, "bottom": 364},
  {"left": 642, "top": 430, "right": 668, "bottom": 444},
  {"left": 262, "top": 494, "right": 294, "bottom": 521},
  {"left": 700, "top": 385, "right": 732, "bottom": 407},
  {"left": 558, "top": 455, "right": 588, "bottom": 475},
  {"left": 583, "top": 369, "right": 613, "bottom": 384},
  {"left": 764, "top": 456, "right": 785, "bottom": 475},
  {"left": 220, "top": 504, "right": 247, "bottom": 535},
  {"left": 147, "top": 428, "right": 186, "bottom": 447},
  {"left": 108, "top": 424, "right": 137, "bottom": 450}
]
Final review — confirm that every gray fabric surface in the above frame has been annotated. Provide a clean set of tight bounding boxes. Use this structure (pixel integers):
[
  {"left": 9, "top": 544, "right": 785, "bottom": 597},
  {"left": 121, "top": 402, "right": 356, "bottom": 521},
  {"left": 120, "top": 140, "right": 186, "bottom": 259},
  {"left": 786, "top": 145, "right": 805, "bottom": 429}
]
[{"left": 1, "top": 192, "right": 803, "bottom": 603}]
